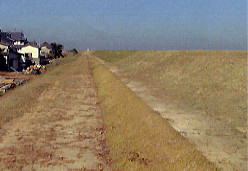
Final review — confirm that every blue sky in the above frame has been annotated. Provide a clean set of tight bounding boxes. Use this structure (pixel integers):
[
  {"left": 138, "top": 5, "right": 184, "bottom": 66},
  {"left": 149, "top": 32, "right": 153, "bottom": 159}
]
[{"left": 0, "top": 0, "right": 247, "bottom": 50}]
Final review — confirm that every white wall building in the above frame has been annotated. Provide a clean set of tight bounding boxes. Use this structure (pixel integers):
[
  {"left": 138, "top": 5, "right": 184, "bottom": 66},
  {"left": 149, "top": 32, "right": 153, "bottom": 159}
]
[
  {"left": 0, "top": 42, "right": 9, "bottom": 62},
  {"left": 0, "top": 42, "right": 8, "bottom": 53},
  {"left": 40, "top": 46, "right": 51, "bottom": 57},
  {"left": 17, "top": 45, "right": 40, "bottom": 64}
]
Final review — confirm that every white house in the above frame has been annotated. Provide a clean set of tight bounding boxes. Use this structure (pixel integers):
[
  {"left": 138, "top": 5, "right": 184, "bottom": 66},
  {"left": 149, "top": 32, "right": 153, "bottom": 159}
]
[
  {"left": 40, "top": 42, "right": 52, "bottom": 57},
  {"left": 0, "top": 42, "right": 9, "bottom": 70},
  {"left": 0, "top": 42, "right": 9, "bottom": 64},
  {"left": 17, "top": 44, "right": 40, "bottom": 64},
  {"left": 0, "top": 42, "right": 22, "bottom": 71},
  {"left": 7, "top": 47, "right": 22, "bottom": 71}
]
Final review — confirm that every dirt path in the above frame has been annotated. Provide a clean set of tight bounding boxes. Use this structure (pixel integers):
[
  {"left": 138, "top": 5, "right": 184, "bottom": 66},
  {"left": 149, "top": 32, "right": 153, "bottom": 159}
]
[
  {"left": 0, "top": 55, "right": 110, "bottom": 170},
  {"left": 96, "top": 57, "right": 247, "bottom": 171}
]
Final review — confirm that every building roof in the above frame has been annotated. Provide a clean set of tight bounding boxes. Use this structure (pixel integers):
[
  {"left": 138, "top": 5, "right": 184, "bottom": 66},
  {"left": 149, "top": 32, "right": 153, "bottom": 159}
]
[
  {"left": 0, "top": 32, "right": 14, "bottom": 45},
  {"left": 28, "top": 41, "right": 38, "bottom": 47},
  {"left": 9, "top": 32, "right": 27, "bottom": 41},
  {"left": 41, "top": 42, "right": 52, "bottom": 49},
  {"left": 0, "top": 41, "right": 9, "bottom": 46},
  {"left": 17, "top": 43, "right": 39, "bottom": 49},
  {"left": 14, "top": 41, "right": 39, "bottom": 50}
]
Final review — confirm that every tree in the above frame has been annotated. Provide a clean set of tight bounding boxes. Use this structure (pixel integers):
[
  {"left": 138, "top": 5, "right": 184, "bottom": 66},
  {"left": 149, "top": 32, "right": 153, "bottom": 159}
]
[
  {"left": 51, "top": 42, "right": 64, "bottom": 59},
  {"left": 0, "top": 48, "right": 6, "bottom": 71},
  {"left": 70, "top": 48, "right": 78, "bottom": 55}
]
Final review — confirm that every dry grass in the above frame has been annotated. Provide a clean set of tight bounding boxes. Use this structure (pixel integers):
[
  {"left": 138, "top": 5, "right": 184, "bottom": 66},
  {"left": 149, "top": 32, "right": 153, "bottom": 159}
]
[
  {"left": 94, "top": 50, "right": 247, "bottom": 130},
  {"left": 0, "top": 53, "right": 81, "bottom": 127},
  {"left": 93, "top": 50, "right": 137, "bottom": 63},
  {"left": 90, "top": 56, "right": 218, "bottom": 170}
]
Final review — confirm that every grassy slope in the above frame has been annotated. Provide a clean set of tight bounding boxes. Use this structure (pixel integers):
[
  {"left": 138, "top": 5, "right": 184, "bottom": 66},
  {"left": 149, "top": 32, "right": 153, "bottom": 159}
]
[
  {"left": 0, "top": 53, "right": 80, "bottom": 127},
  {"left": 90, "top": 56, "right": 217, "bottom": 170},
  {"left": 93, "top": 50, "right": 247, "bottom": 130},
  {"left": 93, "top": 50, "right": 137, "bottom": 63}
]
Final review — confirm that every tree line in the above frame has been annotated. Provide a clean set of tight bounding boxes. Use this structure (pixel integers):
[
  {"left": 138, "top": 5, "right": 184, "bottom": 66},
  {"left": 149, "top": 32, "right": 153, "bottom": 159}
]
[{"left": 50, "top": 42, "right": 64, "bottom": 59}]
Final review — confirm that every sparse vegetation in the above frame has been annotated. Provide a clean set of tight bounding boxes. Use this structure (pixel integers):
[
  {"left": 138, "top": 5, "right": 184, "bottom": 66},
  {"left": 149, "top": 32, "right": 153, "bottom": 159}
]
[
  {"left": 0, "top": 52, "right": 80, "bottom": 127},
  {"left": 90, "top": 56, "right": 217, "bottom": 170},
  {"left": 70, "top": 48, "right": 78, "bottom": 55}
]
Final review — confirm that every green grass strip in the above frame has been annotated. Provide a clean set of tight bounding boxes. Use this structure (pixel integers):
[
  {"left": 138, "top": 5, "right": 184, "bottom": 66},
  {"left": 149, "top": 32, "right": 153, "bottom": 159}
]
[{"left": 93, "top": 50, "right": 137, "bottom": 63}]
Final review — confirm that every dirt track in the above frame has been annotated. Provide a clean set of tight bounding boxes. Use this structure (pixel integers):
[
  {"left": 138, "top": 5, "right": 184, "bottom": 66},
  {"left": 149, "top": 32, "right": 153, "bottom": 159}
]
[{"left": 0, "top": 55, "right": 109, "bottom": 170}]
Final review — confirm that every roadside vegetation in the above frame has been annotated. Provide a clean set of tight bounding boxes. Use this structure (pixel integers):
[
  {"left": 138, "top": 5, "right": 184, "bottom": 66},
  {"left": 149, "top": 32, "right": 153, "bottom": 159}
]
[
  {"left": 0, "top": 52, "right": 81, "bottom": 127},
  {"left": 90, "top": 56, "right": 217, "bottom": 170},
  {"left": 50, "top": 42, "right": 64, "bottom": 59},
  {"left": 93, "top": 50, "right": 247, "bottom": 132}
]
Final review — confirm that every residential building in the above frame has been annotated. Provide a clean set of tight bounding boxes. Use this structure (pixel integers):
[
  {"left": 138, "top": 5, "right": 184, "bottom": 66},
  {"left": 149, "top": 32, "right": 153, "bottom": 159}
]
[
  {"left": 40, "top": 42, "right": 52, "bottom": 57},
  {"left": 0, "top": 41, "right": 9, "bottom": 54},
  {"left": 0, "top": 29, "right": 52, "bottom": 71},
  {"left": 7, "top": 46, "right": 22, "bottom": 71},
  {"left": 0, "top": 41, "right": 9, "bottom": 70},
  {"left": 9, "top": 32, "right": 27, "bottom": 45},
  {"left": 0, "top": 31, "right": 14, "bottom": 45},
  {"left": 0, "top": 41, "right": 9, "bottom": 66},
  {"left": 17, "top": 44, "right": 40, "bottom": 64},
  {"left": 0, "top": 41, "right": 22, "bottom": 71}
]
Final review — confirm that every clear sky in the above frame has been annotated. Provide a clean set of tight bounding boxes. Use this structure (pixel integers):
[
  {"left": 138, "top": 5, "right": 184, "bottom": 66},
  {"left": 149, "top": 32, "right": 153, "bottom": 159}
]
[{"left": 0, "top": 0, "right": 247, "bottom": 50}]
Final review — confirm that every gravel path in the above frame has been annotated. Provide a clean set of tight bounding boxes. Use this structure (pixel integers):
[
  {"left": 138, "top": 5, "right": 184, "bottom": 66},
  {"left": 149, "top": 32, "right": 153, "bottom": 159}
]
[{"left": 0, "top": 55, "right": 110, "bottom": 170}]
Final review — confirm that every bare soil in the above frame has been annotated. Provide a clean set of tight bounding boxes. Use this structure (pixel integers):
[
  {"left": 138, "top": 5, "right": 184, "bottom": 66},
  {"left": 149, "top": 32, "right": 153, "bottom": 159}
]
[
  {"left": 0, "top": 71, "right": 36, "bottom": 80},
  {"left": 0, "top": 55, "right": 110, "bottom": 170},
  {"left": 98, "top": 57, "right": 247, "bottom": 171}
]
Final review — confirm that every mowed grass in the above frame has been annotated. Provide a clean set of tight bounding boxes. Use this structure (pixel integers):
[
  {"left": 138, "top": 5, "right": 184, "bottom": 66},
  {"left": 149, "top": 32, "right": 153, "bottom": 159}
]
[
  {"left": 94, "top": 50, "right": 247, "bottom": 131},
  {"left": 90, "top": 56, "right": 217, "bottom": 170},
  {"left": 0, "top": 53, "right": 81, "bottom": 127}
]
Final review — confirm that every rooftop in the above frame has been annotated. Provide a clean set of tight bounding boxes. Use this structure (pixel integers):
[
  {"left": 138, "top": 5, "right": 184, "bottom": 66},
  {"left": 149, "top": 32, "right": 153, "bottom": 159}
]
[
  {"left": 9, "top": 32, "right": 27, "bottom": 41},
  {"left": 41, "top": 42, "right": 52, "bottom": 49}
]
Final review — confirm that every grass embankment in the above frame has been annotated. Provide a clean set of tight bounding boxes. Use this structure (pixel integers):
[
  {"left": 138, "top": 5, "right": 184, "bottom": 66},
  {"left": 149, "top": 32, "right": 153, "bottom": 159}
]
[
  {"left": 93, "top": 50, "right": 247, "bottom": 130},
  {"left": 0, "top": 53, "right": 81, "bottom": 127},
  {"left": 93, "top": 50, "right": 137, "bottom": 63},
  {"left": 90, "top": 56, "right": 217, "bottom": 170}
]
